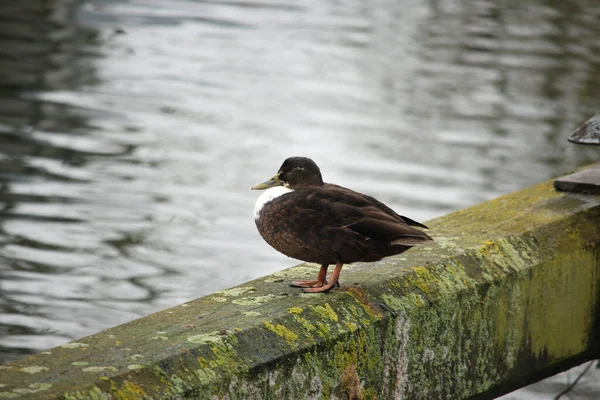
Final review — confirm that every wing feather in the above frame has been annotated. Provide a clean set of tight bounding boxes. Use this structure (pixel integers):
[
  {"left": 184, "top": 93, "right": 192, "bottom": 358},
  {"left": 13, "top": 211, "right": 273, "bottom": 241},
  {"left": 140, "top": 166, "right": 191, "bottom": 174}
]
[{"left": 294, "top": 184, "right": 432, "bottom": 244}]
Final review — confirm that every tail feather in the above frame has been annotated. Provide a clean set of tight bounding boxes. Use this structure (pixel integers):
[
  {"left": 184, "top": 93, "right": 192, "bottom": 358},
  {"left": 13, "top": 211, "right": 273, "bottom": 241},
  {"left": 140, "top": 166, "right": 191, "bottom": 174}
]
[
  {"left": 391, "top": 233, "right": 433, "bottom": 246},
  {"left": 399, "top": 215, "right": 429, "bottom": 230}
]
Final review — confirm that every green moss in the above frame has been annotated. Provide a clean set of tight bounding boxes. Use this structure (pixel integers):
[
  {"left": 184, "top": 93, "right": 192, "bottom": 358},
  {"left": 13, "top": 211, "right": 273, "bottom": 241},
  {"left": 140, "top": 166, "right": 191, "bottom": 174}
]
[
  {"left": 207, "top": 340, "right": 240, "bottom": 372},
  {"left": 194, "top": 368, "right": 219, "bottom": 385},
  {"left": 409, "top": 266, "right": 437, "bottom": 294},
  {"left": 345, "top": 287, "right": 384, "bottom": 319},
  {"left": 64, "top": 386, "right": 112, "bottom": 400},
  {"left": 524, "top": 249, "right": 597, "bottom": 357}
]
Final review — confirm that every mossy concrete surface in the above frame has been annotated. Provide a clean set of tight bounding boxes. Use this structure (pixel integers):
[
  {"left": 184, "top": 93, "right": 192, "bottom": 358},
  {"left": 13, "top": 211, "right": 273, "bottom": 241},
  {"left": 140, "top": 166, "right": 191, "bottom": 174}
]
[{"left": 2, "top": 163, "right": 600, "bottom": 400}]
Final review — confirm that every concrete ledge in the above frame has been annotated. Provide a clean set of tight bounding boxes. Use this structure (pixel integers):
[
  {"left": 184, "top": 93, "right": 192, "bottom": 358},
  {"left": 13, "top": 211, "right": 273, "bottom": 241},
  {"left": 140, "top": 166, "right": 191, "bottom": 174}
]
[{"left": 1, "top": 163, "right": 600, "bottom": 399}]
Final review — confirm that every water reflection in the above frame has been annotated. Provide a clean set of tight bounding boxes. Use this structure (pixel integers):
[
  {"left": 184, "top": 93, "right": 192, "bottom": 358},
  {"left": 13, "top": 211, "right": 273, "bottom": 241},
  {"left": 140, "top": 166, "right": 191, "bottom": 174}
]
[
  {"left": 0, "top": 2, "right": 598, "bottom": 398},
  {"left": 0, "top": 0, "right": 146, "bottom": 362}
]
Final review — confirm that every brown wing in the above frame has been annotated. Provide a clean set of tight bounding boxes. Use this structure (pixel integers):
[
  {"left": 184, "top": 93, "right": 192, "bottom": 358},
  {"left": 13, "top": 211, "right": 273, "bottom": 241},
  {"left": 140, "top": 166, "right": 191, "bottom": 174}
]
[
  {"left": 326, "top": 184, "right": 429, "bottom": 229},
  {"left": 296, "top": 184, "right": 433, "bottom": 245}
]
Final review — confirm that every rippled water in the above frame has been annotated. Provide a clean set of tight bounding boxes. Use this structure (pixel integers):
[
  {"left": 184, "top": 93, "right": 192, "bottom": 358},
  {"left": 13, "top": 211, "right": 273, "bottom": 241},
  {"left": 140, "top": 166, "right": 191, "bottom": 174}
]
[{"left": 1, "top": 0, "right": 599, "bottom": 397}]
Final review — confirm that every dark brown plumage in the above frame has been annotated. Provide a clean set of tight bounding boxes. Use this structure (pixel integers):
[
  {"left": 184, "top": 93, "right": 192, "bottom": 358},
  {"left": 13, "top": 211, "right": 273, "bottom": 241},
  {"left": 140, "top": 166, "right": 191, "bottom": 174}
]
[{"left": 252, "top": 157, "right": 432, "bottom": 293}]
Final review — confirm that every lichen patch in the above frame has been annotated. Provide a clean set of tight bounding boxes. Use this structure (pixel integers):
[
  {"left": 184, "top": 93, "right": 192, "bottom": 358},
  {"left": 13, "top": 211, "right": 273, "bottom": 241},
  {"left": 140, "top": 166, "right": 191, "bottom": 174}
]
[
  {"left": 310, "top": 303, "right": 338, "bottom": 322},
  {"left": 82, "top": 366, "right": 118, "bottom": 373},
  {"left": 71, "top": 362, "right": 89, "bottom": 366},
  {"left": 60, "top": 342, "right": 88, "bottom": 349},
  {"left": 264, "top": 321, "right": 298, "bottom": 347},
  {"left": 20, "top": 366, "right": 49, "bottom": 374},
  {"left": 8, "top": 383, "right": 53, "bottom": 396},
  {"left": 243, "top": 311, "right": 261, "bottom": 317},
  {"left": 211, "top": 297, "right": 228, "bottom": 302},
  {"left": 187, "top": 332, "right": 222, "bottom": 344},
  {"left": 232, "top": 294, "right": 285, "bottom": 306},
  {"left": 217, "top": 286, "right": 258, "bottom": 297},
  {"left": 194, "top": 368, "right": 219, "bottom": 385}
]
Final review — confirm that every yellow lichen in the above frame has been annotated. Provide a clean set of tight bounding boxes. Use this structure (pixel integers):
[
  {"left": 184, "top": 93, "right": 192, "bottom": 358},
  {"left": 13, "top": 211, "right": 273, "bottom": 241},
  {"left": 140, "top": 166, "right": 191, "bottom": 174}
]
[
  {"left": 113, "top": 381, "right": 147, "bottom": 400},
  {"left": 310, "top": 303, "right": 338, "bottom": 322},
  {"left": 264, "top": 321, "right": 298, "bottom": 347},
  {"left": 292, "top": 315, "right": 317, "bottom": 334}
]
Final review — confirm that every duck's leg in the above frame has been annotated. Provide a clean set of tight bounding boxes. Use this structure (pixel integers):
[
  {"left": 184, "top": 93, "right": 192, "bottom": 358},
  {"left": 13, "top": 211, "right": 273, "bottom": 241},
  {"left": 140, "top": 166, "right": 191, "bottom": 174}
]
[
  {"left": 302, "top": 263, "right": 342, "bottom": 293},
  {"left": 290, "top": 264, "right": 328, "bottom": 288}
]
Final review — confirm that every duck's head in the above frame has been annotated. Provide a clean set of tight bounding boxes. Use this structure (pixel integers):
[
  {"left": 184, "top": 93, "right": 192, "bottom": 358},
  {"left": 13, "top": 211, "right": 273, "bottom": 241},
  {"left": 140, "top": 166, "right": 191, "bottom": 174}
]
[{"left": 252, "top": 157, "right": 323, "bottom": 190}]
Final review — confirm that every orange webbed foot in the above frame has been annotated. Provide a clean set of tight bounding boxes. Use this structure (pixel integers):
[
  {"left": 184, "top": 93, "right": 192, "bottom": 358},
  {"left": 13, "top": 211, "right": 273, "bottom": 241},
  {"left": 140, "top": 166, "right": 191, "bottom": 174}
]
[
  {"left": 301, "top": 263, "right": 343, "bottom": 294},
  {"left": 290, "top": 279, "right": 327, "bottom": 288}
]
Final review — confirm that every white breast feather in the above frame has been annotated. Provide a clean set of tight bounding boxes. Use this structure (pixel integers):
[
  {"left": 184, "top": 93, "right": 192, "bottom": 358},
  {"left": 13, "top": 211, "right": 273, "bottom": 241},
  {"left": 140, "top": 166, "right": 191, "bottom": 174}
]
[{"left": 254, "top": 186, "right": 293, "bottom": 220}]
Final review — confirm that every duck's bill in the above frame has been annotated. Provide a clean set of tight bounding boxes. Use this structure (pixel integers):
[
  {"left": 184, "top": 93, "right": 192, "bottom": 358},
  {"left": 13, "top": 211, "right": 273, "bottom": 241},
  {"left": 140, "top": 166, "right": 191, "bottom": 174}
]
[{"left": 251, "top": 175, "right": 282, "bottom": 190}]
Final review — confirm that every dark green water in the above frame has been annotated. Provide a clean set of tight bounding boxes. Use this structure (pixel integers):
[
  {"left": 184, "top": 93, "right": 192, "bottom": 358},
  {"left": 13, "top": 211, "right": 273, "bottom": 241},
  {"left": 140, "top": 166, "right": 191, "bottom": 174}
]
[{"left": 0, "top": 0, "right": 598, "bottom": 397}]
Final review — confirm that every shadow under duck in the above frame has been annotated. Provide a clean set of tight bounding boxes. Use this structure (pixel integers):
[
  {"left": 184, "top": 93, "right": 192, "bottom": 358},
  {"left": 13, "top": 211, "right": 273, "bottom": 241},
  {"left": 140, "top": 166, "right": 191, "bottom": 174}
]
[{"left": 252, "top": 157, "right": 433, "bottom": 293}]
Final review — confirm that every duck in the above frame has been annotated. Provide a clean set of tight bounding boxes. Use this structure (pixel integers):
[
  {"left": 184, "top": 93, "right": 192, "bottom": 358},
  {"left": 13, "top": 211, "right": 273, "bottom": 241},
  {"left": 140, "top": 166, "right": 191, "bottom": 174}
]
[{"left": 252, "top": 157, "right": 433, "bottom": 293}]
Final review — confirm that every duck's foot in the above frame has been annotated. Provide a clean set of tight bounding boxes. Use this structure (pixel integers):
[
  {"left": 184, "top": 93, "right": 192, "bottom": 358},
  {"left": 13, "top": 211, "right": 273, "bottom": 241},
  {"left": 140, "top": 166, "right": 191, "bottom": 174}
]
[
  {"left": 302, "top": 263, "right": 343, "bottom": 294},
  {"left": 290, "top": 264, "right": 329, "bottom": 289},
  {"left": 292, "top": 277, "right": 340, "bottom": 290},
  {"left": 290, "top": 279, "right": 327, "bottom": 288},
  {"left": 302, "top": 282, "right": 337, "bottom": 293}
]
